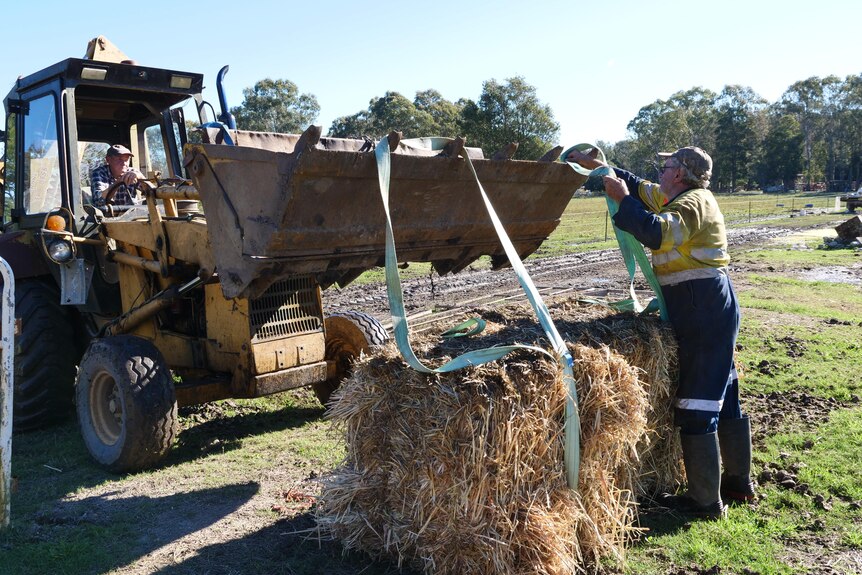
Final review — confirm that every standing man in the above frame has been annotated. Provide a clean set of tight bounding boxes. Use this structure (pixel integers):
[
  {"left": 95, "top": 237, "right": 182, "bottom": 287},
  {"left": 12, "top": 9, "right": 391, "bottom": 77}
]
[
  {"left": 567, "top": 146, "right": 755, "bottom": 520},
  {"left": 90, "top": 144, "right": 145, "bottom": 208}
]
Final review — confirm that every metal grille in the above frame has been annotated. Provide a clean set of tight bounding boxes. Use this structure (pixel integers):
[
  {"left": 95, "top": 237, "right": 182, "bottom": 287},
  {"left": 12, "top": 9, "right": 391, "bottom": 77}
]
[{"left": 249, "top": 275, "right": 323, "bottom": 342}]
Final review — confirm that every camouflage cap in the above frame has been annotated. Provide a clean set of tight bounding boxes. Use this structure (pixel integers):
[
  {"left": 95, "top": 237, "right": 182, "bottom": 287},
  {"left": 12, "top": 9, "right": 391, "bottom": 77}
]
[{"left": 658, "top": 146, "right": 712, "bottom": 181}]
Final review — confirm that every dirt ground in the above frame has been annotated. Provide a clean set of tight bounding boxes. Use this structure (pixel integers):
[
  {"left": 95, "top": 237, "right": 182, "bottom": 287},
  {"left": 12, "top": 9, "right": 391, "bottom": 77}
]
[
  {"left": 322, "top": 226, "right": 801, "bottom": 324},
  {"left": 33, "top": 220, "right": 862, "bottom": 574}
]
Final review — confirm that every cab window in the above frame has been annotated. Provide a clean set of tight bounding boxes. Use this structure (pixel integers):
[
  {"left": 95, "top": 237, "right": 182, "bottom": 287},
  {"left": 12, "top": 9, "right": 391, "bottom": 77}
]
[
  {"left": 144, "top": 124, "right": 168, "bottom": 177},
  {"left": 2, "top": 114, "right": 13, "bottom": 225},
  {"left": 22, "top": 94, "right": 61, "bottom": 214}
]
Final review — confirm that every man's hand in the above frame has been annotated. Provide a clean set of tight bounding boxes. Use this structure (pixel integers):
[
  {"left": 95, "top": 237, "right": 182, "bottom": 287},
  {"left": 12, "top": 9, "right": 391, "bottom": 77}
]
[
  {"left": 602, "top": 174, "right": 629, "bottom": 203},
  {"left": 121, "top": 169, "right": 144, "bottom": 186},
  {"left": 565, "top": 147, "right": 606, "bottom": 170}
]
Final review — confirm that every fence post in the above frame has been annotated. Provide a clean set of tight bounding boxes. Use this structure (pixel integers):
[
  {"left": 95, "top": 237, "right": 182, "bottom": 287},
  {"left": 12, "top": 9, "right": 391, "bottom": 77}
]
[
  {"left": 748, "top": 201, "right": 752, "bottom": 223},
  {"left": 0, "top": 257, "right": 14, "bottom": 529},
  {"left": 604, "top": 210, "right": 609, "bottom": 241}
]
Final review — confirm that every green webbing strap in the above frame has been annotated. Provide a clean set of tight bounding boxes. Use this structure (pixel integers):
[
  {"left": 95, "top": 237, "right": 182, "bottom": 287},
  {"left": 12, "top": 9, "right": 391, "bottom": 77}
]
[
  {"left": 375, "top": 137, "right": 581, "bottom": 490},
  {"left": 441, "top": 318, "right": 486, "bottom": 339},
  {"left": 562, "top": 144, "right": 669, "bottom": 321}
]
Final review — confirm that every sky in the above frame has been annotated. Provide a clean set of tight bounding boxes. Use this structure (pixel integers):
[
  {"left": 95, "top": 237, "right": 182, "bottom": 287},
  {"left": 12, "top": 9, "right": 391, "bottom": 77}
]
[{"left": 3, "top": 0, "right": 861, "bottom": 152}]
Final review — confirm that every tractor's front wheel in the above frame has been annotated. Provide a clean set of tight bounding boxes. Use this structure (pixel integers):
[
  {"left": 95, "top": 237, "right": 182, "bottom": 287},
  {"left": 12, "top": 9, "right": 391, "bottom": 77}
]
[
  {"left": 314, "top": 311, "right": 388, "bottom": 406},
  {"left": 76, "top": 335, "right": 178, "bottom": 472}
]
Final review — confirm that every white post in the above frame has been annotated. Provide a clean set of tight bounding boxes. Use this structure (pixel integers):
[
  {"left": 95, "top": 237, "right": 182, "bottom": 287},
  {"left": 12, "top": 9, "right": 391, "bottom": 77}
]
[
  {"left": 835, "top": 196, "right": 842, "bottom": 211},
  {"left": 0, "top": 257, "right": 14, "bottom": 529}
]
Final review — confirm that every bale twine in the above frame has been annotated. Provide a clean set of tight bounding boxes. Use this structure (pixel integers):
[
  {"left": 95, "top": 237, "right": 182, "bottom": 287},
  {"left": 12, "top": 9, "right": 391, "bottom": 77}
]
[{"left": 316, "top": 298, "right": 682, "bottom": 574}]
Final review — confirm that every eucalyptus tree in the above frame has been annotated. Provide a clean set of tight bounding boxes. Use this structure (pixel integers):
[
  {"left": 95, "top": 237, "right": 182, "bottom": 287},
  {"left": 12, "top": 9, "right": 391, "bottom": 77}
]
[
  {"left": 712, "top": 85, "right": 768, "bottom": 192},
  {"left": 328, "top": 91, "right": 459, "bottom": 140},
  {"left": 230, "top": 78, "right": 320, "bottom": 133},
  {"left": 819, "top": 74, "right": 862, "bottom": 190},
  {"left": 413, "top": 89, "right": 462, "bottom": 137},
  {"left": 625, "top": 87, "right": 718, "bottom": 177},
  {"left": 458, "top": 77, "right": 560, "bottom": 160},
  {"left": 841, "top": 74, "right": 862, "bottom": 188},
  {"left": 757, "top": 111, "right": 804, "bottom": 189},
  {"left": 779, "top": 77, "right": 825, "bottom": 187}
]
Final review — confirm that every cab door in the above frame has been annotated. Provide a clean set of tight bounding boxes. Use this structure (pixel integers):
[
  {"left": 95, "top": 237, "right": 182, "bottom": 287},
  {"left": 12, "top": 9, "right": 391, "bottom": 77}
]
[{"left": 7, "top": 80, "right": 68, "bottom": 229}]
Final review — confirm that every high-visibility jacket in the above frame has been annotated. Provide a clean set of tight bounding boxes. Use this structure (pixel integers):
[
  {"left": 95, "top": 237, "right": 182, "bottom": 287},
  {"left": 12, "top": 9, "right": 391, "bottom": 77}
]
[
  {"left": 615, "top": 177, "right": 730, "bottom": 286},
  {"left": 612, "top": 170, "right": 739, "bottom": 425}
]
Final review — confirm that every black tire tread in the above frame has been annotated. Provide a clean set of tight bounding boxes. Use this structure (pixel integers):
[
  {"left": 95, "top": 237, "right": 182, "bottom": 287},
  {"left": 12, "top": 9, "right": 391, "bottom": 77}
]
[
  {"left": 76, "top": 336, "right": 178, "bottom": 472},
  {"left": 13, "top": 280, "right": 77, "bottom": 430},
  {"left": 329, "top": 311, "right": 389, "bottom": 346},
  {"left": 313, "top": 311, "right": 389, "bottom": 406}
]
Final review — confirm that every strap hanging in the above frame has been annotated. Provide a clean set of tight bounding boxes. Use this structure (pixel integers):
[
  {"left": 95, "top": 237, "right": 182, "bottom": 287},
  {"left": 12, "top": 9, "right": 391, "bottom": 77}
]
[{"left": 374, "top": 136, "right": 582, "bottom": 489}]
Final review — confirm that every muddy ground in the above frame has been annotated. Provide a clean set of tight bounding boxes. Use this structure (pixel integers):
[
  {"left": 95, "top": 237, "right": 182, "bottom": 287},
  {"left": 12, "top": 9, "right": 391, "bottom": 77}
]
[
  {"left": 322, "top": 226, "right": 801, "bottom": 323},
  {"left": 18, "top": 220, "right": 862, "bottom": 574}
]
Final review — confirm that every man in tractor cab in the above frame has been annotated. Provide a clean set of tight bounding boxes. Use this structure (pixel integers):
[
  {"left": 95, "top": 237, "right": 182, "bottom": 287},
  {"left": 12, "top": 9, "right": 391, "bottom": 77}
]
[{"left": 90, "top": 144, "right": 145, "bottom": 208}]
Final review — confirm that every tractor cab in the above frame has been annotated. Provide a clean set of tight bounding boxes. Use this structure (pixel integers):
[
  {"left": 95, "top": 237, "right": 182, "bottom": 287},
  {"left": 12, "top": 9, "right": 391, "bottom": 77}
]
[{"left": 1, "top": 43, "right": 205, "bottom": 234}]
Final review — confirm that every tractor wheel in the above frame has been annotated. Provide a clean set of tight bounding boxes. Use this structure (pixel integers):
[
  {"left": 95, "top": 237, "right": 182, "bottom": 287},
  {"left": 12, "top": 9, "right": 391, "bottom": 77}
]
[
  {"left": 13, "top": 279, "right": 78, "bottom": 430},
  {"left": 313, "top": 311, "right": 388, "bottom": 406},
  {"left": 76, "top": 335, "right": 178, "bottom": 472}
]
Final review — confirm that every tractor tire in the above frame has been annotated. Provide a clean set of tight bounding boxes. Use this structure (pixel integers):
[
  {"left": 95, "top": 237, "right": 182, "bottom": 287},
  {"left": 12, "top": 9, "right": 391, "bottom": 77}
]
[
  {"left": 76, "top": 335, "right": 178, "bottom": 472},
  {"left": 313, "top": 311, "right": 389, "bottom": 406},
  {"left": 13, "top": 279, "right": 78, "bottom": 430}
]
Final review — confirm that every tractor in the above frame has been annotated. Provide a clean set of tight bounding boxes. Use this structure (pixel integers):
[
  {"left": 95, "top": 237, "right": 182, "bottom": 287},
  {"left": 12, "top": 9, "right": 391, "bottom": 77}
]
[{"left": 0, "top": 37, "right": 586, "bottom": 471}]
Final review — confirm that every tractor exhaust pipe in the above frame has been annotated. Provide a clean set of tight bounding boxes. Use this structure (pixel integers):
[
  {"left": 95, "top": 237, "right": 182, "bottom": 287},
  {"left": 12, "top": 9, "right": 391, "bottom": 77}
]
[{"left": 216, "top": 65, "right": 237, "bottom": 130}]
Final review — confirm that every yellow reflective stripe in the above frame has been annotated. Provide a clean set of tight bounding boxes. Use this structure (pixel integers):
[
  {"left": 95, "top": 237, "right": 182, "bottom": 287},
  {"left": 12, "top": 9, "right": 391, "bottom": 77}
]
[
  {"left": 690, "top": 247, "right": 728, "bottom": 261},
  {"left": 652, "top": 249, "right": 682, "bottom": 265},
  {"left": 657, "top": 266, "right": 727, "bottom": 286},
  {"left": 659, "top": 212, "right": 684, "bottom": 246},
  {"left": 638, "top": 181, "right": 665, "bottom": 212},
  {"left": 676, "top": 397, "right": 724, "bottom": 412}
]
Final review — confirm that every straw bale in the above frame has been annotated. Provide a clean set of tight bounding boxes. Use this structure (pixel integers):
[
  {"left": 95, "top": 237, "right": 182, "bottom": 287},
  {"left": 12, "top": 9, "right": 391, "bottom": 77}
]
[{"left": 316, "top": 298, "right": 682, "bottom": 574}]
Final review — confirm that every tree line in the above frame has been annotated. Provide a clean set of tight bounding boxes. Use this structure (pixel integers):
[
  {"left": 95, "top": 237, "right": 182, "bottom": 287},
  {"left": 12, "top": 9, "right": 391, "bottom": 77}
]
[
  {"left": 230, "top": 74, "right": 862, "bottom": 193},
  {"left": 230, "top": 77, "right": 559, "bottom": 163}
]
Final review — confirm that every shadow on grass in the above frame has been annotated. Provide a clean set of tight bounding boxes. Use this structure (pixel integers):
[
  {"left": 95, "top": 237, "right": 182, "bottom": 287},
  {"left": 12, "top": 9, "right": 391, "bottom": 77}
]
[
  {"left": 153, "top": 511, "right": 419, "bottom": 575},
  {"left": 0, "top": 482, "right": 260, "bottom": 574},
  {"left": 634, "top": 503, "right": 697, "bottom": 540},
  {"left": 8, "top": 401, "right": 328, "bottom": 512},
  {"left": 168, "top": 403, "right": 326, "bottom": 466}
]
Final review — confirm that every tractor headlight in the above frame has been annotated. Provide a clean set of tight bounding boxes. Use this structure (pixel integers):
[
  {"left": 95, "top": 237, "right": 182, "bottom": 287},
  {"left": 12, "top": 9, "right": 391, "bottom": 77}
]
[{"left": 47, "top": 239, "right": 74, "bottom": 263}]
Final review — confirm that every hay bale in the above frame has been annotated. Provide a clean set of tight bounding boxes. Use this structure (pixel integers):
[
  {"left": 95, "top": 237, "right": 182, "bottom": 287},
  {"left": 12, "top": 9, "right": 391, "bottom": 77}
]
[{"left": 316, "top": 298, "right": 681, "bottom": 574}]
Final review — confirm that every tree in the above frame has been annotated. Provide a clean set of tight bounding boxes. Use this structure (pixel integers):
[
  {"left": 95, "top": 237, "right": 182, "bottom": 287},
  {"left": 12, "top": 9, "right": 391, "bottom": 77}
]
[
  {"left": 413, "top": 89, "right": 462, "bottom": 137},
  {"left": 329, "top": 90, "right": 462, "bottom": 140},
  {"left": 712, "top": 86, "right": 767, "bottom": 192},
  {"left": 779, "top": 77, "right": 825, "bottom": 188},
  {"left": 230, "top": 78, "right": 320, "bottom": 133},
  {"left": 625, "top": 87, "right": 718, "bottom": 177},
  {"left": 757, "top": 112, "right": 803, "bottom": 189},
  {"left": 458, "top": 77, "right": 559, "bottom": 160},
  {"left": 841, "top": 74, "right": 862, "bottom": 189}
]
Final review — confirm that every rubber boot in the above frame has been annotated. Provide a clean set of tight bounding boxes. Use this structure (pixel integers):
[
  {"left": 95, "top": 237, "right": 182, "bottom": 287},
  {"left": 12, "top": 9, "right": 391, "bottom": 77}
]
[
  {"left": 718, "top": 416, "right": 756, "bottom": 502},
  {"left": 660, "top": 432, "right": 727, "bottom": 520}
]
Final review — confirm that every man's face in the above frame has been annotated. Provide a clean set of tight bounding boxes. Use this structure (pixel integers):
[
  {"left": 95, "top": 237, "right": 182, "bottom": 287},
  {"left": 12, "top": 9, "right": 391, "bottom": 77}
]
[
  {"left": 107, "top": 153, "right": 132, "bottom": 178},
  {"left": 658, "top": 159, "right": 680, "bottom": 190}
]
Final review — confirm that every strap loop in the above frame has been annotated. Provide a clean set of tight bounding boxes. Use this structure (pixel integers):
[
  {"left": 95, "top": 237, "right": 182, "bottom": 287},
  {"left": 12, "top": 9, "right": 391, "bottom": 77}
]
[
  {"left": 441, "top": 318, "right": 486, "bottom": 339},
  {"left": 561, "top": 144, "right": 668, "bottom": 320}
]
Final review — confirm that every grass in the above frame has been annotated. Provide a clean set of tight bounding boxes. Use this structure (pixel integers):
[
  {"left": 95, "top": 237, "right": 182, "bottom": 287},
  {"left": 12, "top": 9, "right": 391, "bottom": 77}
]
[
  {"left": 629, "top": 509, "right": 796, "bottom": 574},
  {"left": 621, "top": 230, "right": 862, "bottom": 574},
  {"left": 0, "top": 388, "right": 350, "bottom": 575},
  {"left": 740, "top": 275, "right": 862, "bottom": 321}
]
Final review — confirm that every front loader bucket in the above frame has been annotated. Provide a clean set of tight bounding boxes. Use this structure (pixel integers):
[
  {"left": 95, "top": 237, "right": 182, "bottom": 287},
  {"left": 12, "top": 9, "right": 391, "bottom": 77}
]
[{"left": 185, "top": 128, "right": 587, "bottom": 299}]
